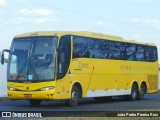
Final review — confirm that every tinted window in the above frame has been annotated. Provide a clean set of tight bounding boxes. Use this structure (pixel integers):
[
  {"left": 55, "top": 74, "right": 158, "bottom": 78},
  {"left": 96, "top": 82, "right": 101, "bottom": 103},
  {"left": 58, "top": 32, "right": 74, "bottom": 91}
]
[
  {"left": 150, "top": 47, "right": 157, "bottom": 62},
  {"left": 87, "top": 38, "right": 103, "bottom": 58},
  {"left": 136, "top": 45, "right": 145, "bottom": 61},
  {"left": 57, "top": 35, "right": 71, "bottom": 79},
  {"left": 145, "top": 46, "right": 151, "bottom": 62},
  {"left": 126, "top": 44, "right": 136, "bottom": 61},
  {"left": 100, "top": 40, "right": 110, "bottom": 59},
  {"left": 73, "top": 36, "right": 157, "bottom": 62},
  {"left": 73, "top": 37, "right": 90, "bottom": 58},
  {"left": 113, "top": 42, "right": 125, "bottom": 60}
]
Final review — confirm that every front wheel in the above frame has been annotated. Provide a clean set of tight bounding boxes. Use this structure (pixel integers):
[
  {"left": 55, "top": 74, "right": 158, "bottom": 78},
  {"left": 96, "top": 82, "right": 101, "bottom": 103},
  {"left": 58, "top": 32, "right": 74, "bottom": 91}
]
[
  {"left": 67, "top": 86, "right": 81, "bottom": 107},
  {"left": 28, "top": 100, "right": 42, "bottom": 106}
]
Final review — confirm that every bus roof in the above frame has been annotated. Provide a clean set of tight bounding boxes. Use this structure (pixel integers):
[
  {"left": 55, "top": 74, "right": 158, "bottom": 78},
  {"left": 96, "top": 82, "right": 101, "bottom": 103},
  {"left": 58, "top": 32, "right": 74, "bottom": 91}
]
[{"left": 14, "top": 31, "right": 156, "bottom": 46}]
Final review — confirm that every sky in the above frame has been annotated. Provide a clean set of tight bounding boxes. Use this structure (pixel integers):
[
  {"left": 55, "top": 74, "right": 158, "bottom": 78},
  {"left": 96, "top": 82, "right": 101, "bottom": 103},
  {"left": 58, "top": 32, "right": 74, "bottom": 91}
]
[{"left": 0, "top": 0, "right": 160, "bottom": 57}]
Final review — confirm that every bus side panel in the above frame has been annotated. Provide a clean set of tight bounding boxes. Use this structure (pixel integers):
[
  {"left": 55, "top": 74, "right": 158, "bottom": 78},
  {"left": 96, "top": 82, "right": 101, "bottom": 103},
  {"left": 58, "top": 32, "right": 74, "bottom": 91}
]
[
  {"left": 59, "top": 58, "right": 158, "bottom": 99},
  {"left": 56, "top": 58, "right": 93, "bottom": 99},
  {"left": 86, "top": 59, "right": 158, "bottom": 97},
  {"left": 56, "top": 74, "right": 91, "bottom": 99}
]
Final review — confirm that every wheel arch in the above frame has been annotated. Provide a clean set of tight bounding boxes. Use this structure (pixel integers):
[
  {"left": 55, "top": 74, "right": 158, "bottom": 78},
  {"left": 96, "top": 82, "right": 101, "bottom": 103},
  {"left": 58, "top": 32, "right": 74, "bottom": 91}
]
[
  {"left": 140, "top": 81, "right": 147, "bottom": 94},
  {"left": 69, "top": 81, "right": 83, "bottom": 98},
  {"left": 131, "top": 81, "right": 139, "bottom": 91}
]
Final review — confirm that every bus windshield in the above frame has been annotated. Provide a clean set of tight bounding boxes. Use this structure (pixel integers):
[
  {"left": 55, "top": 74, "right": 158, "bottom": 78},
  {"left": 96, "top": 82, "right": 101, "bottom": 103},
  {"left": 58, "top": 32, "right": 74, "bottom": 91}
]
[{"left": 8, "top": 36, "right": 58, "bottom": 82}]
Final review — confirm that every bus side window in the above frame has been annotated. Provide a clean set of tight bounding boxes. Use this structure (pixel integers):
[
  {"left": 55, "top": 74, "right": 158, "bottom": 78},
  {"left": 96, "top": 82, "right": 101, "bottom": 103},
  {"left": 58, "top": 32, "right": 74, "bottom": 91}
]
[
  {"left": 145, "top": 46, "right": 151, "bottom": 62},
  {"left": 151, "top": 47, "right": 157, "bottom": 62},
  {"left": 101, "top": 40, "right": 109, "bottom": 59},
  {"left": 87, "top": 38, "right": 103, "bottom": 59},
  {"left": 119, "top": 42, "right": 126, "bottom": 60},
  {"left": 57, "top": 35, "right": 71, "bottom": 80},
  {"left": 73, "top": 37, "right": 90, "bottom": 58},
  {"left": 108, "top": 41, "right": 114, "bottom": 59},
  {"left": 113, "top": 42, "right": 125, "bottom": 60},
  {"left": 136, "top": 45, "right": 145, "bottom": 61},
  {"left": 126, "top": 43, "right": 136, "bottom": 61}
]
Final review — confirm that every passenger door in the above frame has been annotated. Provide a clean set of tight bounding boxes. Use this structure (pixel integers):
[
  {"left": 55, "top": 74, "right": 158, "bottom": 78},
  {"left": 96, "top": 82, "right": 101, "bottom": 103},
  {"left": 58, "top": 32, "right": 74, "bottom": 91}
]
[{"left": 56, "top": 35, "right": 71, "bottom": 99}]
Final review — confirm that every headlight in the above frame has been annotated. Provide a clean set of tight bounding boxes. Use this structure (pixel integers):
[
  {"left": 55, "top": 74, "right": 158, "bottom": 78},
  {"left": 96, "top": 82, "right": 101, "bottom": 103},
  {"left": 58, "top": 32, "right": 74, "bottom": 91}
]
[
  {"left": 7, "top": 86, "right": 17, "bottom": 91},
  {"left": 40, "top": 86, "right": 54, "bottom": 91}
]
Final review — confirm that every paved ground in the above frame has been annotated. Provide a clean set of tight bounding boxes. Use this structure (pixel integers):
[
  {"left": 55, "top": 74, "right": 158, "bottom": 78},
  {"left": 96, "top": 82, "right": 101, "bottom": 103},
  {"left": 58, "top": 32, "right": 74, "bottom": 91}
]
[{"left": 0, "top": 94, "right": 160, "bottom": 111}]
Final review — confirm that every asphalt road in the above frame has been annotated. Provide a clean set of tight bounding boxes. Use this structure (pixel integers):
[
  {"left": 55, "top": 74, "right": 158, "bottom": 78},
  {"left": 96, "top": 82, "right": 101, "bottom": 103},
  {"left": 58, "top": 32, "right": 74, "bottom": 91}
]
[{"left": 0, "top": 94, "right": 160, "bottom": 112}]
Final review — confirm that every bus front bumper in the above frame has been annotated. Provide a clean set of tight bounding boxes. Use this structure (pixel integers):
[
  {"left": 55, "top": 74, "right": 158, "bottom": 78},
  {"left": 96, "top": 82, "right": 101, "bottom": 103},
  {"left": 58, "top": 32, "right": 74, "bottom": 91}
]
[{"left": 7, "top": 90, "right": 56, "bottom": 100}]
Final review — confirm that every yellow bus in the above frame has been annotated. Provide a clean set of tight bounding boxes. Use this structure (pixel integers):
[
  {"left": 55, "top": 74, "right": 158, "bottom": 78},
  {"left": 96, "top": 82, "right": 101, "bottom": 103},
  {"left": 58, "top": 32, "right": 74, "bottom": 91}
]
[{"left": 1, "top": 31, "right": 159, "bottom": 106}]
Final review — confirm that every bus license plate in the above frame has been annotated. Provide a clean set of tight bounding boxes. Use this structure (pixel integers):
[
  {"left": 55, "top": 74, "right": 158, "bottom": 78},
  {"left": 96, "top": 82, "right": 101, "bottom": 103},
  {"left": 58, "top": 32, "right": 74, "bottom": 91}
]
[{"left": 24, "top": 94, "right": 32, "bottom": 98}]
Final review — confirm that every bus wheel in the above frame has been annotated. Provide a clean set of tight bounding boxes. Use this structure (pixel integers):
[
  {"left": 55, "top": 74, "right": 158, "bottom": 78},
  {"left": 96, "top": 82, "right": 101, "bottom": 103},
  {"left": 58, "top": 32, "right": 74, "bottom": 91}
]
[
  {"left": 137, "top": 84, "right": 146, "bottom": 100},
  {"left": 129, "top": 84, "right": 138, "bottom": 101},
  {"left": 67, "top": 86, "right": 81, "bottom": 107},
  {"left": 28, "top": 100, "right": 42, "bottom": 106}
]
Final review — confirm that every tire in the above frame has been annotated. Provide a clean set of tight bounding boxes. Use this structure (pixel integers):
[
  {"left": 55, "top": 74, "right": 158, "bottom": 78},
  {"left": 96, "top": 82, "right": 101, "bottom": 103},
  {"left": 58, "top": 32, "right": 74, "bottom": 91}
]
[
  {"left": 137, "top": 84, "right": 146, "bottom": 100},
  {"left": 67, "top": 86, "right": 81, "bottom": 107},
  {"left": 28, "top": 100, "right": 42, "bottom": 106},
  {"left": 128, "top": 84, "right": 138, "bottom": 101}
]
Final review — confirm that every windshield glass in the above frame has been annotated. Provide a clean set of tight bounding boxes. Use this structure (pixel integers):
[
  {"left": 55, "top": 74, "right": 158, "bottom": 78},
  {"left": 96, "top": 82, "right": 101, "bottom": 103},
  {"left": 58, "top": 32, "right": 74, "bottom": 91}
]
[{"left": 8, "top": 36, "right": 58, "bottom": 82}]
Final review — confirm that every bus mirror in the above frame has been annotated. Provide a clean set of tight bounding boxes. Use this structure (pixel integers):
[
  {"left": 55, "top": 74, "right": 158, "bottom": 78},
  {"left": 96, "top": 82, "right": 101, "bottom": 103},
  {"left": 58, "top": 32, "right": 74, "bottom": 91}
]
[
  {"left": 3, "top": 49, "right": 11, "bottom": 53},
  {"left": 1, "top": 49, "right": 11, "bottom": 65},
  {"left": 1, "top": 53, "right": 4, "bottom": 65}
]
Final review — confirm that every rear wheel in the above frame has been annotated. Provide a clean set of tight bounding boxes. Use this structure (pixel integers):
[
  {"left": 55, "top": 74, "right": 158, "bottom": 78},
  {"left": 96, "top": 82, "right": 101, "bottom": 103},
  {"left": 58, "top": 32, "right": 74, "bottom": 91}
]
[
  {"left": 128, "top": 84, "right": 138, "bottom": 101},
  {"left": 137, "top": 84, "right": 146, "bottom": 100},
  {"left": 67, "top": 86, "right": 81, "bottom": 107},
  {"left": 28, "top": 100, "right": 42, "bottom": 106}
]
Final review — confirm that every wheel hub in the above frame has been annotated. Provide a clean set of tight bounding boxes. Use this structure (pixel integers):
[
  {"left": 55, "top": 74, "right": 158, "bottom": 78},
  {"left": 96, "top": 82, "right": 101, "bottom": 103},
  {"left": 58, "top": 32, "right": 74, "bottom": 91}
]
[{"left": 72, "top": 91, "right": 78, "bottom": 102}]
